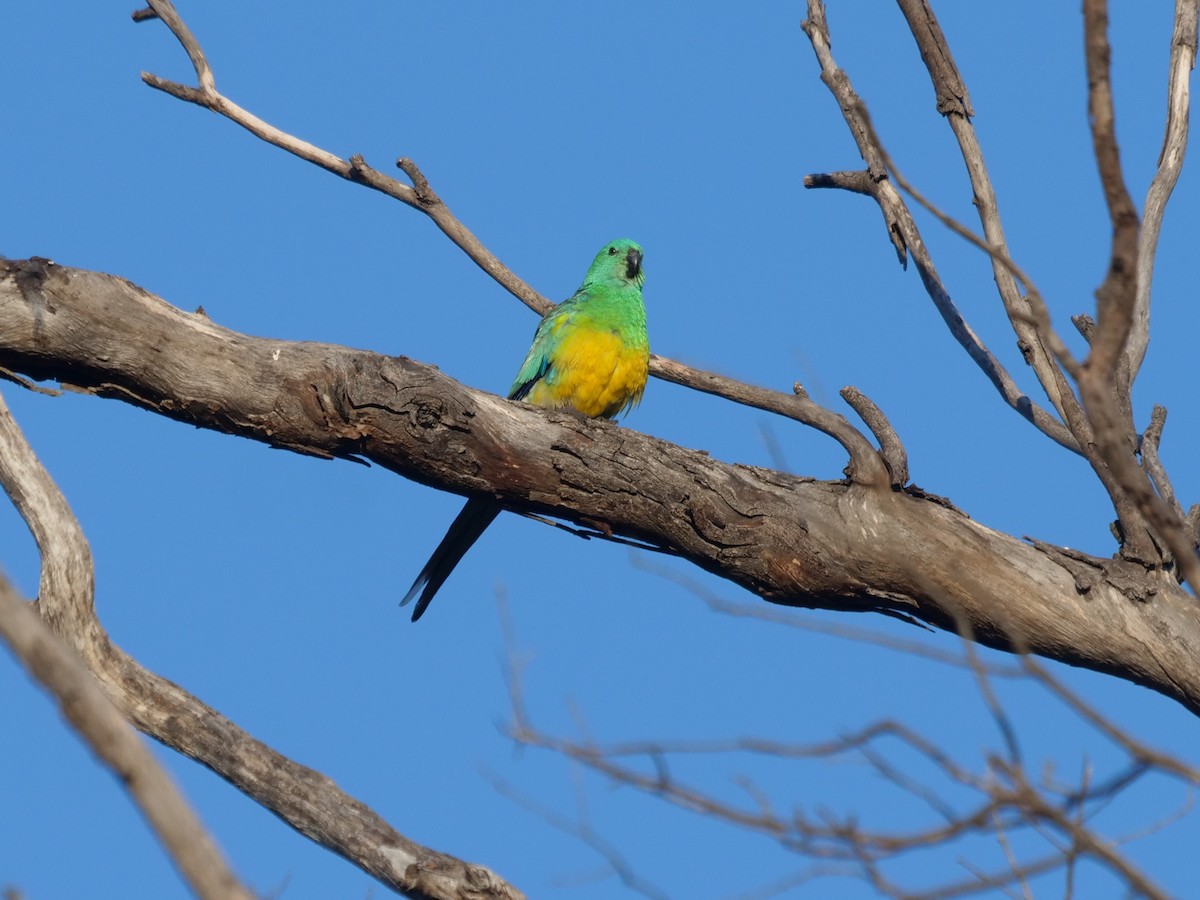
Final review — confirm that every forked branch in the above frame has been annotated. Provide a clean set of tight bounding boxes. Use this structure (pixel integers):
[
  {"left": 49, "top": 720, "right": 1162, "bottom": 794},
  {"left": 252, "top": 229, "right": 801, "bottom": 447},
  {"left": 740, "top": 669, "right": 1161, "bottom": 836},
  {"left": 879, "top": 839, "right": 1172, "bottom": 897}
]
[
  {"left": 804, "top": 0, "right": 1200, "bottom": 585},
  {"left": 1078, "top": 0, "right": 1200, "bottom": 586}
]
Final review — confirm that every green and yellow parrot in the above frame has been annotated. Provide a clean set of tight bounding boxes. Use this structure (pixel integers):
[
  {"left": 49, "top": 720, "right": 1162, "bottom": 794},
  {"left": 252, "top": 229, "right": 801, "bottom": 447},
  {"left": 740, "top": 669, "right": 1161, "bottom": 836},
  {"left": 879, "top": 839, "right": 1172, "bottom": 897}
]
[{"left": 402, "top": 238, "right": 650, "bottom": 621}]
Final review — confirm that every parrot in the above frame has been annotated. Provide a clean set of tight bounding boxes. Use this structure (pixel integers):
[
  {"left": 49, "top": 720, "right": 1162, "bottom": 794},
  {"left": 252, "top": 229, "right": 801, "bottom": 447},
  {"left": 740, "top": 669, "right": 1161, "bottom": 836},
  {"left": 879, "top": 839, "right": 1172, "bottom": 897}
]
[{"left": 401, "top": 238, "right": 650, "bottom": 621}]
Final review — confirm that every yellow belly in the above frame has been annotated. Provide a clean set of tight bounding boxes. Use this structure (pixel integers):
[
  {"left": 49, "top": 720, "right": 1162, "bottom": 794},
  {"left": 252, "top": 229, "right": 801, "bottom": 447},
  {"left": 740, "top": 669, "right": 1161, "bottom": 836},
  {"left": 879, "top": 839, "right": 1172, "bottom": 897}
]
[{"left": 525, "top": 327, "right": 648, "bottom": 418}]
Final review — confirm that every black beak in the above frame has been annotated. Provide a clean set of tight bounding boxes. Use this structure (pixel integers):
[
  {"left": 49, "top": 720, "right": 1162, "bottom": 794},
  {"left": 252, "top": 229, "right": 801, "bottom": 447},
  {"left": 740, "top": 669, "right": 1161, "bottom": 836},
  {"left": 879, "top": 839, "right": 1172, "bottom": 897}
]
[{"left": 625, "top": 248, "right": 643, "bottom": 279}]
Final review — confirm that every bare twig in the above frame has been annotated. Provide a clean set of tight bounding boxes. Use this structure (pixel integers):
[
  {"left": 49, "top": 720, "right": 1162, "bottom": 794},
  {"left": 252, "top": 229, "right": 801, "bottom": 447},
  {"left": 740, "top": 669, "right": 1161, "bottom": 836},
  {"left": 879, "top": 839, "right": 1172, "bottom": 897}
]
[
  {"left": 132, "top": 1, "right": 546, "bottom": 318},
  {"left": 0, "top": 365, "right": 61, "bottom": 395},
  {"left": 631, "top": 555, "right": 1027, "bottom": 676},
  {"left": 802, "top": 169, "right": 876, "bottom": 197},
  {"left": 1126, "top": 0, "right": 1200, "bottom": 382},
  {"left": 1141, "top": 405, "right": 1185, "bottom": 518},
  {"left": 1021, "top": 657, "right": 1200, "bottom": 787},
  {"left": 503, "top": 630, "right": 1184, "bottom": 898},
  {"left": 134, "top": 0, "right": 892, "bottom": 487},
  {"left": 1071, "top": 314, "right": 1096, "bottom": 344},
  {"left": 484, "top": 771, "right": 670, "bottom": 900},
  {"left": 650, "top": 356, "right": 890, "bottom": 485},
  {"left": 505, "top": 672, "right": 1177, "bottom": 899},
  {"left": 839, "top": 385, "right": 909, "bottom": 485},
  {"left": 861, "top": 121, "right": 1081, "bottom": 384},
  {"left": 498, "top": 558, "right": 1192, "bottom": 899}
]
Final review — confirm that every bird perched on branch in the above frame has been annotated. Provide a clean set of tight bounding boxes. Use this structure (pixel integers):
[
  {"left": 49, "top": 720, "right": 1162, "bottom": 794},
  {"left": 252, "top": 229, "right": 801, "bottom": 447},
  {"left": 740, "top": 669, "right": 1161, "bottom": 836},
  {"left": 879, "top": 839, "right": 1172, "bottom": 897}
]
[{"left": 402, "top": 238, "right": 650, "bottom": 621}]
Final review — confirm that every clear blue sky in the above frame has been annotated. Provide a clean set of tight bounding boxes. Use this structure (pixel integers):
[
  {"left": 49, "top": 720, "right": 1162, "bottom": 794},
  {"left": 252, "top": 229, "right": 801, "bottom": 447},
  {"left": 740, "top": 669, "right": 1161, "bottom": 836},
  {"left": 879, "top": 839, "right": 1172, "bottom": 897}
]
[{"left": 3, "top": 3, "right": 1198, "bottom": 898}]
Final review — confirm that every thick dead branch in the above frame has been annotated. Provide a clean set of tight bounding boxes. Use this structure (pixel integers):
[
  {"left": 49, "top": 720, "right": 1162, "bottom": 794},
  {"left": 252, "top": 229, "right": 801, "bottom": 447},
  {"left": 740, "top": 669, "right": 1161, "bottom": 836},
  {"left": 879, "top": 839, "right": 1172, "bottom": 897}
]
[{"left": 4, "top": 258, "right": 1200, "bottom": 718}]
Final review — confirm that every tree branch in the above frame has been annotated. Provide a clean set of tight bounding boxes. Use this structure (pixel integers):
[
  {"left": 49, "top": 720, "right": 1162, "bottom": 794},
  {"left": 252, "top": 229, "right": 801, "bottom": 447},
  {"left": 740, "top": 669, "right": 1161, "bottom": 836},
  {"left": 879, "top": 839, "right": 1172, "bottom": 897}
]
[
  {"left": 1126, "top": 0, "right": 1200, "bottom": 381},
  {"left": 0, "top": 568, "right": 251, "bottom": 900},
  {"left": 499, "top": 593, "right": 1191, "bottom": 899},
  {"left": 0, "top": 300, "right": 522, "bottom": 899},
  {"left": 801, "top": 1, "right": 1081, "bottom": 455},
  {"left": 133, "top": 0, "right": 892, "bottom": 488},
  {"left": 1077, "top": 0, "right": 1200, "bottom": 583},
  {"left": 4, "top": 258, "right": 1200, "bottom": 718},
  {"left": 895, "top": 0, "right": 1081, "bottom": 431},
  {"left": 839, "top": 385, "right": 909, "bottom": 486},
  {"left": 806, "top": 0, "right": 1200, "bottom": 581}
]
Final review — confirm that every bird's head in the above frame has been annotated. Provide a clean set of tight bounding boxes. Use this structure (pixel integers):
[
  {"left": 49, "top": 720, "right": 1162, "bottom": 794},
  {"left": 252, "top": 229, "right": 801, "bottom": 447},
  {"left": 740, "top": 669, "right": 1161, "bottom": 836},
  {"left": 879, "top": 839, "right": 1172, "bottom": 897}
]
[{"left": 584, "top": 238, "right": 645, "bottom": 289}]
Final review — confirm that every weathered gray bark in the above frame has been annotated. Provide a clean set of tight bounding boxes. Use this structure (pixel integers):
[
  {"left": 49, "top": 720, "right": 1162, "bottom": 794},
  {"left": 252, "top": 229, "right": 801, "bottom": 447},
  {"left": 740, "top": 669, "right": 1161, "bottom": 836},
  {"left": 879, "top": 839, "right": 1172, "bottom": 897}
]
[{"left": 4, "top": 257, "right": 1198, "bottom": 716}]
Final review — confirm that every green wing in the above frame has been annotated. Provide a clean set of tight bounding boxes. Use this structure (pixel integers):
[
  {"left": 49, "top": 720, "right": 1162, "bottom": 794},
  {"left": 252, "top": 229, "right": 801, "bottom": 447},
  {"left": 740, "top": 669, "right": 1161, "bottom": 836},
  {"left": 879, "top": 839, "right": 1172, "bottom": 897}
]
[{"left": 508, "top": 293, "right": 584, "bottom": 401}]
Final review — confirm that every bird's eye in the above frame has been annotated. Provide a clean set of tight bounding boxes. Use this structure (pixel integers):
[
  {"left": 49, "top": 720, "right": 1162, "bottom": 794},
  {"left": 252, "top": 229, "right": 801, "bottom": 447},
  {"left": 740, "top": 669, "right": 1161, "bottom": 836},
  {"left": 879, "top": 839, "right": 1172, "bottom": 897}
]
[{"left": 608, "top": 246, "right": 618, "bottom": 255}]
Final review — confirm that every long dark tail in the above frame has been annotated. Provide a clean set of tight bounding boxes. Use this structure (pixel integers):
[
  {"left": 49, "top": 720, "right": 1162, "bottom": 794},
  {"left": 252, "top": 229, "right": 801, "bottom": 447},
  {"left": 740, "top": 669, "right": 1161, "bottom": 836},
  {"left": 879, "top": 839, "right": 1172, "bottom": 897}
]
[{"left": 401, "top": 498, "right": 502, "bottom": 621}]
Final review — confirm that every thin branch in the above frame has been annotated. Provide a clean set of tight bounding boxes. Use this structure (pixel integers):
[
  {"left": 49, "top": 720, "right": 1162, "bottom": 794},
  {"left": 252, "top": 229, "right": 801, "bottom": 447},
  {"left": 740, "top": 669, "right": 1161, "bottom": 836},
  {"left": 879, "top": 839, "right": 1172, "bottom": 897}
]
[
  {"left": 650, "top": 358, "right": 890, "bottom": 486},
  {"left": 132, "top": 2, "right": 544, "bottom": 318},
  {"left": 902, "top": 853, "right": 1067, "bottom": 900},
  {"left": 0, "top": 365, "right": 61, "bottom": 396},
  {"left": 895, "top": 0, "right": 1080, "bottom": 431},
  {"left": 1022, "top": 657, "right": 1200, "bottom": 786},
  {"left": 0, "top": 571, "right": 252, "bottom": 900},
  {"left": 498, "top": 559, "right": 1195, "bottom": 899},
  {"left": 800, "top": 2, "right": 1081, "bottom": 454},
  {"left": 506, "top": 685, "right": 1173, "bottom": 898},
  {"left": 839, "top": 385, "right": 909, "bottom": 486},
  {"left": 134, "top": 0, "right": 891, "bottom": 487},
  {"left": 626, "top": 558, "right": 1035, "bottom": 677},
  {"left": 803, "top": 169, "right": 876, "bottom": 197},
  {"left": 859, "top": 111, "right": 1080, "bottom": 384},
  {"left": 1141, "top": 405, "right": 1185, "bottom": 518},
  {"left": 1126, "top": 0, "right": 1200, "bottom": 381},
  {"left": 1083, "top": 0, "right": 1141, "bottom": 379},
  {"left": 484, "top": 771, "right": 670, "bottom": 900},
  {"left": 1008, "top": 778, "right": 1168, "bottom": 900},
  {"left": 986, "top": 800, "right": 1034, "bottom": 900},
  {"left": 138, "top": 0, "right": 213, "bottom": 92}
]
